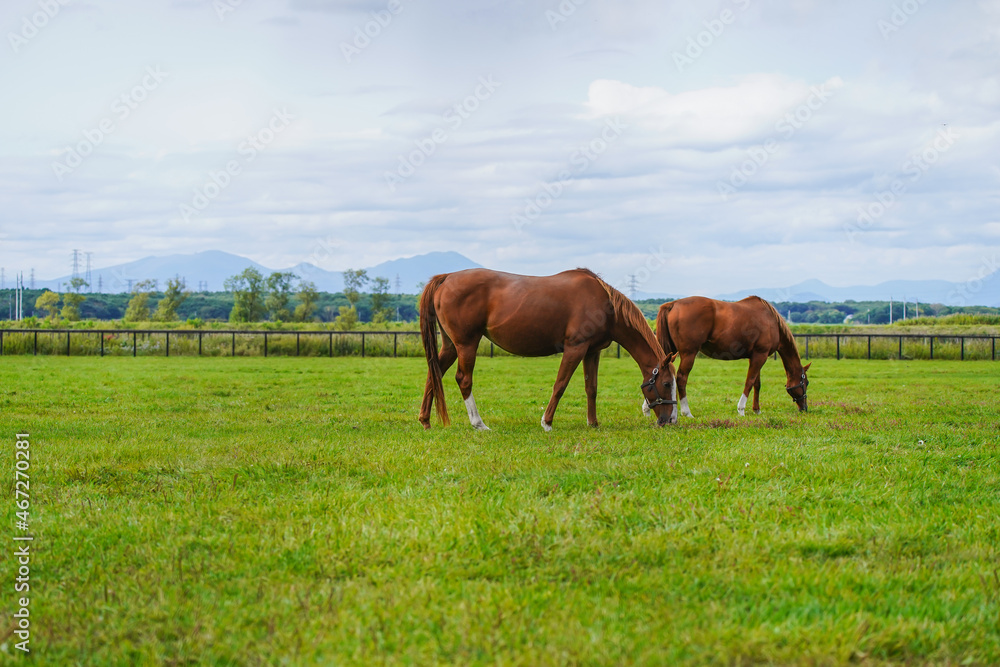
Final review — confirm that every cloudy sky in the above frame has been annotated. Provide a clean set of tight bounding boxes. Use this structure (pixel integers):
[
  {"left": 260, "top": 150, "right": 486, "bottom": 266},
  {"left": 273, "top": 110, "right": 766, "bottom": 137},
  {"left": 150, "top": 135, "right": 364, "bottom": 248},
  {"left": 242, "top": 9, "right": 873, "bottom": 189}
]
[{"left": 1, "top": 0, "right": 998, "bottom": 295}]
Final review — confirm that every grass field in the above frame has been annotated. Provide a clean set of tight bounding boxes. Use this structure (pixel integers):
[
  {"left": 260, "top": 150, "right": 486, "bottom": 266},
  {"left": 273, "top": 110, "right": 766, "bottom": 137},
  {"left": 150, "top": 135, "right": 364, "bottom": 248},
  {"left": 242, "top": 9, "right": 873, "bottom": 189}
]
[{"left": 1, "top": 355, "right": 998, "bottom": 665}]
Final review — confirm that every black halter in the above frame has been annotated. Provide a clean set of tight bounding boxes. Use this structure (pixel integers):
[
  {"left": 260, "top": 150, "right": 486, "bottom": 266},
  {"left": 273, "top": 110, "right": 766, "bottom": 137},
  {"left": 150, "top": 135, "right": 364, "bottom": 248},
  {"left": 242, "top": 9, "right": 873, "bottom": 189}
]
[
  {"left": 641, "top": 367, "right": 677, "bottom": 408},
  {"left": 786, "top": 370, "right": 808, "bottom": 403}
]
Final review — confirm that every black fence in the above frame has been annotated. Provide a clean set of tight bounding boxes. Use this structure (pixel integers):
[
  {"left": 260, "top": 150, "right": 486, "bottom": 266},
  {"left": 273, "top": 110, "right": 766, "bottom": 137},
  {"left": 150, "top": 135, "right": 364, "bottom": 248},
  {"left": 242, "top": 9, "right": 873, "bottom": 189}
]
[
  {"left": 0, "top": 330, "right": 997, "bottom": 361},
  {"left": 0, "top": 329, "right": 625, "bottom": 359}
]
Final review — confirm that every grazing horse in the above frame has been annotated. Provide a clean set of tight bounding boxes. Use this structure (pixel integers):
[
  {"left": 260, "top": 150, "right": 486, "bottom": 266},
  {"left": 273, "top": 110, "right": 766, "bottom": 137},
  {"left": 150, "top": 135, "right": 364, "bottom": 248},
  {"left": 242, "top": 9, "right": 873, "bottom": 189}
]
[
  {"left": 648, "top": 296, "right": 810, "bottom": 418},
  {"left": 418, "top": 268, "right": 678, "bottom": 431}
]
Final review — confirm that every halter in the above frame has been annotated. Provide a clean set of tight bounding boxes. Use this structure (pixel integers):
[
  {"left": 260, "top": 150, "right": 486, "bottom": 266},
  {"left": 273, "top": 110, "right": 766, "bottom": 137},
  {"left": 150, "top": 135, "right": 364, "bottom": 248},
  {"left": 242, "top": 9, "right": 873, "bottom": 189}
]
[
  {"left": 641, "top": 367, "right": 677, "bottom": 408},
  {"left": 785, "top": 370, "right": 808, "bottom": 403}
]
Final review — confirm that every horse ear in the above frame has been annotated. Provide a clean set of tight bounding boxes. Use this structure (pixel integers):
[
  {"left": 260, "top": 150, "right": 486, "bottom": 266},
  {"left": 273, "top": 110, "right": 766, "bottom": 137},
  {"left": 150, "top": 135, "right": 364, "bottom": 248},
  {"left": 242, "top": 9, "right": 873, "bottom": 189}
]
[
  {"left": 803, "top": 362, "right": 812, "bottom": 372},
  {"left": 667, "top": 351, "right": 678, "bottom": 364}
]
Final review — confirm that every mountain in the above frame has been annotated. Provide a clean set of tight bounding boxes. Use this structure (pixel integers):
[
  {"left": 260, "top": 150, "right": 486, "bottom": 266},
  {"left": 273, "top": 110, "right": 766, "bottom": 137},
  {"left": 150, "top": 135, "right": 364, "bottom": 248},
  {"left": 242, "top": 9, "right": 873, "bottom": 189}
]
[
  {"left": 36, "top": 250, "right": 484, "bottom": 294},
  {"left": 715, "top": 274, "right": 1000, "bottom": 308}
]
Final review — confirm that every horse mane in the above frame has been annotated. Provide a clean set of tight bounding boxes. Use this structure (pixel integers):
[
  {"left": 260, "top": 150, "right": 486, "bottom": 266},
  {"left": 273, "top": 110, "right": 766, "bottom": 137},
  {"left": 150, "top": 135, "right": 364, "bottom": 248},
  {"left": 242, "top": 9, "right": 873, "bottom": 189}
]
[
  {"left": 578, "top": 268, "right": 664, "bottom": 358},
  {"left": 752, "top": 296, "right": 798, "bottom": 352}
]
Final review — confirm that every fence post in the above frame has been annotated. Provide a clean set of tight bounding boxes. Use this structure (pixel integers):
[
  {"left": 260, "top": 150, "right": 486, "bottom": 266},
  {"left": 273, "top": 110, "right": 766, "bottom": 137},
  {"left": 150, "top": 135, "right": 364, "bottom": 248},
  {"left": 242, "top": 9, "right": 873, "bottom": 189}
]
[
  {"left": 993, "top": 337, "right": 996, "bottom": 361},
  {"left": 296, "top": 333, "right": 300, "bottom": 357},
  {"left": 329, "top": 332, "right": 333, "bottom": 358},
  {"left": 394, "top": 333, "right": 398, "bottom": 357},
  {"left": 898, "top": 336, "right": 902, "bottom": 360},
  {"left": 617, "top": 343, "right": 621, "bottom": 359},
  {"left": 231, "top": 332, "right": 235, "bottom": 357},
  {"left": 199, "top": 332, "right": 203, "bottom": 356},
  {"left": 805, "top": 336, "right": 809, "bottom": 360},
  {"left": 836, "top": 336, "right": 840, "bottom": 360},
  {"left": 961, "top": 337, "right": 965, "bottom": 361},
  {"left": 133, "top": 331, "right": 137, "bottom": 357},
  {"left": 867, "top": 336, "right": 871, "bottom": 360},
  {"left": 67, "top": 331, "right": 71, "bottom": 357},
  {"left": 101, "top": 332, "right": 104, "bottom": 357},
  {"left": 361, "top": 333, "right": 365, "bottom": 358},
  {"left": 264, "top": 333, "right": 268, "bottom": 358},
  {"left": 166, "top": 332, "right": 170, "bottom": 357},
  {"left": 0, "top": 331, "right": 3, "bottom": 356},
  {"left": 930, "top": 337, "right": 934, "bottom": 360},
  {"left": 490, "top": 341, "right": 494, "bottom": 358}
]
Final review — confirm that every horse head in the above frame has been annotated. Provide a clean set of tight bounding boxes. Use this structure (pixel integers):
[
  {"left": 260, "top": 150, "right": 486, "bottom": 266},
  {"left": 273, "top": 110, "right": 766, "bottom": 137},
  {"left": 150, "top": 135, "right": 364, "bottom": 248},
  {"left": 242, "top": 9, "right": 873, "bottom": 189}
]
[
  {"left": 786, "top": 362, "right": 811, "bottom": 412},
  {"left": 641, "top": 352, "right": 679, "bottom": 426}
]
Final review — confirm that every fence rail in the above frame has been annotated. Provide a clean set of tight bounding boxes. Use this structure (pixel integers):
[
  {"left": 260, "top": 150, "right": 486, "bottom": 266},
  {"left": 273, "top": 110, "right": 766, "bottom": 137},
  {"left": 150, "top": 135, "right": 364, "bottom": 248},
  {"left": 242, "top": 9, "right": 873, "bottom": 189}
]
[
  {"left": 0, "top": 330, "right": 997, "bottom": 361},
  {"left": 0, "top": 329, "right": 625, "bottom": 360}
]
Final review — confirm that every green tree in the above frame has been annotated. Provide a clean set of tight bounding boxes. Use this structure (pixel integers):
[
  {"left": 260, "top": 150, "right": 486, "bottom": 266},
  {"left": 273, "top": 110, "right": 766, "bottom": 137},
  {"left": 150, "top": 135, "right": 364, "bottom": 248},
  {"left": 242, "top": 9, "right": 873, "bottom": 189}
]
[
  {"left": 124, "top": 280, "right": 156, "bottom": 322},
  {"left": 342, "top": 269, "right": 369, "bottom": 308},
  {"left": 34, "top": 290, "right": 61, "bottom": 320},
  {"left": 61, "top": 280, "right": 87, "bottom": 321},
  {"left": 370, "top": 276, "right": 392, "bottom": 324},
  {"left": 294, "top": 281, "right": 319, "bottom": 322},
  {"left": 265, "top": 272, "right": 298, "bottom": 321},
  {"left": 224, "top": 268, "right": 266, "bottom": 322},
  {"left": 334, "top": 305, "right": 358, "bottom": 331},
  {"left": 154, "top": 277, "right": 190, "bottom": 321}
]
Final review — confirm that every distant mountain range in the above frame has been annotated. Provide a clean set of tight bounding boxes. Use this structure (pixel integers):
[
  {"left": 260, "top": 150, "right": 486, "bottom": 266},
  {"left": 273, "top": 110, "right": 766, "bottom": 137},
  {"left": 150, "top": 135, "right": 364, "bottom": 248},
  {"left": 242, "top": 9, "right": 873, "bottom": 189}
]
[
  {"left": 35, "top": 250, "right": 484, "bottom": 294},
  {"left": 29, "top": 250, "right": 1000, "bottom": 307}
]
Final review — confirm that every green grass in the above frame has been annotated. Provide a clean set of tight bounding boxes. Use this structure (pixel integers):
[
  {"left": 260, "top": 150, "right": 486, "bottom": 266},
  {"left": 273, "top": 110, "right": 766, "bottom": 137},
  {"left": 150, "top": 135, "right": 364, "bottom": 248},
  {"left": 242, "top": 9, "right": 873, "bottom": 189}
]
[{"left": 1, "top": 356, "right": 998, "bottom": 665}]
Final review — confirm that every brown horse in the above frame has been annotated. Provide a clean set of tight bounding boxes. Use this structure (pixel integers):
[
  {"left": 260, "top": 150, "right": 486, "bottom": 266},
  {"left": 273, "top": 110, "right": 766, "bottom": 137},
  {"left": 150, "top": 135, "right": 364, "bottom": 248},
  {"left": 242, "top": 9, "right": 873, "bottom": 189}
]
[
  {"left": 650, "top": 296, "right": 810, "bottom": 418},
  {"left": 419, "top": 268, "right": 678, "bottom": 430}
]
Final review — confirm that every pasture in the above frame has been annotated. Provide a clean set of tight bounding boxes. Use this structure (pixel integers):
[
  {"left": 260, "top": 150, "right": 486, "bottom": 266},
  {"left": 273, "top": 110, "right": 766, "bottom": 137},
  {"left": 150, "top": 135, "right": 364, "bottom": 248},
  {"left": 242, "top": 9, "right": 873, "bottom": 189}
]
[{"left": 1, "top": 355, "right": 998, "bottom": 665}]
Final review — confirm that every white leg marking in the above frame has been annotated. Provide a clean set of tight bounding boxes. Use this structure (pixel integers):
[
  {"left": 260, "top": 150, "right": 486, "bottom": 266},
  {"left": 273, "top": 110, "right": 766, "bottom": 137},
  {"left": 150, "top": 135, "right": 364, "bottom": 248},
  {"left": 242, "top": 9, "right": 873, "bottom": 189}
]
[
  {"left": 641, "top": 398, "right": 650, "bottom": 416},
  {"left": 680, "top": 396, "right": 693, "bottom": 418},
  {"left": 670, "top": 377, "right": 678, "bottom": 424},
  {"left": 464, "top": 395, "right": 489, "bottom": 431},
  {"left": 540, "top": 416, "right": 552, "bottom": 432},
  {"left": 737, "top": 393, "right": 748, "bottom": 417}
]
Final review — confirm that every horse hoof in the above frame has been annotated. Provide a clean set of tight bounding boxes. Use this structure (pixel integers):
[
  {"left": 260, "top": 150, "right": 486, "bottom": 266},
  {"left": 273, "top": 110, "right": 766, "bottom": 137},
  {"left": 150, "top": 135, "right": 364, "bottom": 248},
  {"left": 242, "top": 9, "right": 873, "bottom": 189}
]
[
  {"left": 474, "top": 423, "right": 490, "bottom": 431},
  {"left": 420, "top": 421, "right": 431, "bottom": 430},
  {"left": 588, "top": 421, "right": 599, "bottom": 428},
  {"left": 540, "top": 418, "right": 553, "bottom": 432}
]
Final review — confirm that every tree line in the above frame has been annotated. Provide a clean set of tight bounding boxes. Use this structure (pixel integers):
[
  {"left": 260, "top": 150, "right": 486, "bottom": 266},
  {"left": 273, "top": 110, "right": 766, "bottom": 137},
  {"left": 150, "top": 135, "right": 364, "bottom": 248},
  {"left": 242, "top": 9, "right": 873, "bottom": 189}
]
[{"left": 18, "top": 268, "right": 419, "bottom": 326}]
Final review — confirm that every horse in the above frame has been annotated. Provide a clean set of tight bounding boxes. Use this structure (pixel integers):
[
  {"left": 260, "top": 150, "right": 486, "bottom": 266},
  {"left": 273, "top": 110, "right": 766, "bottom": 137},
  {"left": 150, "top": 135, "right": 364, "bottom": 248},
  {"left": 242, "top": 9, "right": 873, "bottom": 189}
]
[
  {"left": 418, "top": 268, "right": 678, "bottom": 431},
  {"left": 647, "top": 296, "right": 810, "bottom": 418}
]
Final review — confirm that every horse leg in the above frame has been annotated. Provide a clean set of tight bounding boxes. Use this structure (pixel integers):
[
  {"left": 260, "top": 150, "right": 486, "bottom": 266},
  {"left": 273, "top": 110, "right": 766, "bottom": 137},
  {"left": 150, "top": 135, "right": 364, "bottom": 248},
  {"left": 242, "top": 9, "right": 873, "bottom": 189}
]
[
  {"left": 541, "top": 345, "right": 587, "bottom": 431},
  {"left": 737, "top": 352, "right": 767, "bottom": 417},
  {"left": 454, "top": 340, "right": 489, "bottom": 431},
  {"left": 419, "top": 337, "right": 457, "bottom": 428},
  {"left": 676, "top": 353, "right": 696, "bottom": 417},
  {"left": 583, "top": 349, "right": 601, "bottom": 427},
  {"left": 753, "top": 373, "right": 762, "bottom": 414}
]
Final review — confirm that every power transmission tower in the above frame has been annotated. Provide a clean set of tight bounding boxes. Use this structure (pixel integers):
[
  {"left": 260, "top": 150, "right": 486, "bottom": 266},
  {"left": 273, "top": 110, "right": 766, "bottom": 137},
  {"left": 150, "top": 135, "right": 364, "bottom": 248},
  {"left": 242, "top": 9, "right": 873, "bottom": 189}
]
[
  {"left": 85, "top": 252, "right": 93, "bottom": 291},
  {"left": 627, "top": 274, "right": 639, "bottom": 300},
  {"left": 97, "top": 274, "right": 103, "bottom": 293},
  {"left": 72, "top": 249, "right": 81, "bottom": 279},
  {"left": 29, "top": 268, "right": 34, "bottom": 289}
]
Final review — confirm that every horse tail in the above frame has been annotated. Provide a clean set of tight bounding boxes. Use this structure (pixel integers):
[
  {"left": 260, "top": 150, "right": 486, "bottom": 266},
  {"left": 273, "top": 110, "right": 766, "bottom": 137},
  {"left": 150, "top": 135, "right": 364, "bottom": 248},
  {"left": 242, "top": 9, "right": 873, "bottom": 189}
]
[
  {"left": 656, "top": 301, "right": 677, "bottom": 355},
  {"left": 420, "top": 274, "right": 451, "bottom": 426}
]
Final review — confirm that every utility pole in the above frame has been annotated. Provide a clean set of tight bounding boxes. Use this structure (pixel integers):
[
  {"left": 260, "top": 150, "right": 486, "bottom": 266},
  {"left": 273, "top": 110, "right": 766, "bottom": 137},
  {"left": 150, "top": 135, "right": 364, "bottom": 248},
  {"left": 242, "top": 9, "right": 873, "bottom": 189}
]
[{"left": 29, "top": 269, "right": 34, "bottom": 289}]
